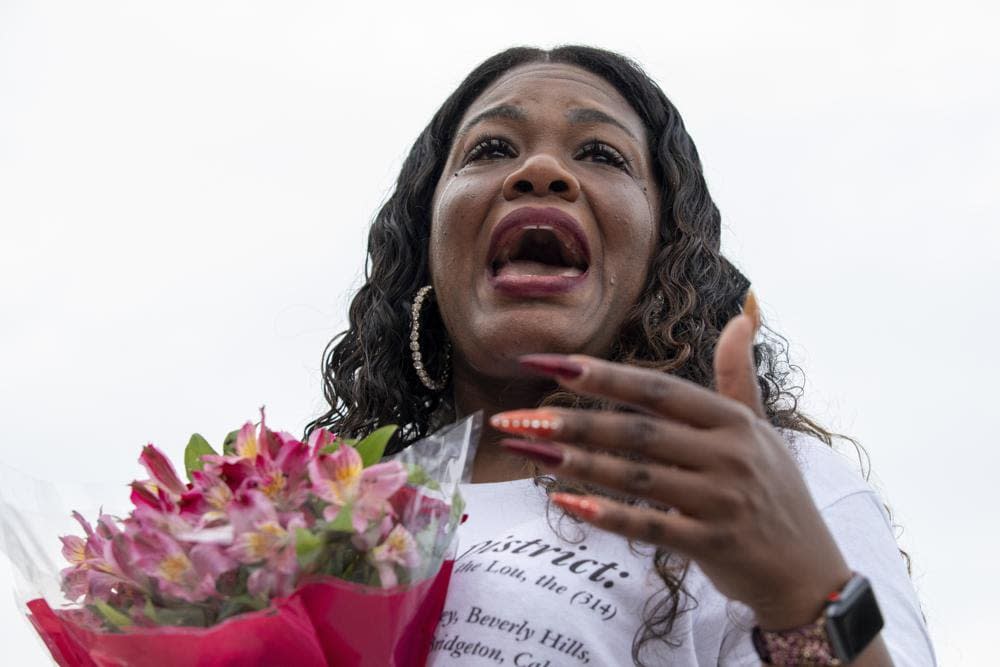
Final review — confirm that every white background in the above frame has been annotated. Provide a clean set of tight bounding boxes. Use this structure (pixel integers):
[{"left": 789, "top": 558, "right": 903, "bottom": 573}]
[{"left": 1, "top": 1, "right": 997, "bottom": 664}]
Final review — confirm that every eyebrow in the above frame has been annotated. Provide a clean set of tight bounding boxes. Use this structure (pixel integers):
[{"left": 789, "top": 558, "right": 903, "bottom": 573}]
[
  {"left": 456, "top": 104, "right": 527, "bottom": 140},
  {"left": 565, "top": 107, "right": 637, "bottom": 140},
  {"left": 456, "top": 104, "right": 637, "bottom": 141}
]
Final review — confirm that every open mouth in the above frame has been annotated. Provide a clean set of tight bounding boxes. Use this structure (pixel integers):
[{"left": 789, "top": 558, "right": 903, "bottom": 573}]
[{"left": 487, "top": 208, "right": 591, "bottom": 283}]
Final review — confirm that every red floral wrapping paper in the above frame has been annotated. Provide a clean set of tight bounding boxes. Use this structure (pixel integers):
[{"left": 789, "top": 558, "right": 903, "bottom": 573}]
[{"left": 27, "top": 559, "right": 454, "bottom": 667}]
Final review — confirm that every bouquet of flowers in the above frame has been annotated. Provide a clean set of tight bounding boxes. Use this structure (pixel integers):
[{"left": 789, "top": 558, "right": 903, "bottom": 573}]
[{"left": 0, "top": 410, "right": 479, "bottom": 667}]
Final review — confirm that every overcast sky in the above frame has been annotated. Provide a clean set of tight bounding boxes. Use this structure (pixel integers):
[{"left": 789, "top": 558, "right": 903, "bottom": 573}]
[{"left": 1, "top": 1, "right": 997, "bottom": 664}]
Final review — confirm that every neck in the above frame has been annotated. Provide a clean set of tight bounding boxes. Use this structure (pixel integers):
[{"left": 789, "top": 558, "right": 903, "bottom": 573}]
[{"left": 450, "top": 358, "right": 555, "bottom": 483}]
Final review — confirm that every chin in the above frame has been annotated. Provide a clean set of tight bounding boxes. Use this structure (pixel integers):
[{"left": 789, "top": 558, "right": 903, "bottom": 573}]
[{"left": 458, "top": 310, "right": 599, "bottom": 376}]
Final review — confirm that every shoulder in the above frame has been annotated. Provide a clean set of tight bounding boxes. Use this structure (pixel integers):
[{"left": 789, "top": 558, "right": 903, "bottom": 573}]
[
  {"left": 780, "top": 428, "right": 877, "bottom": 512},
  {"left": 779, "top": 431, "right": 939, "bottom": 664}
]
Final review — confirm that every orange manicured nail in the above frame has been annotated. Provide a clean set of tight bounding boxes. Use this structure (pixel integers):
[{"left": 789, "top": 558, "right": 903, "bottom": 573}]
[
  {"left": 490, "top": 410, "right": 562, "bottom": 438},
  {"left": 743, "top": 289, "right": 761, "bottom": 334},
  {"left": 550, "top": 493, "right": 602, "bottom": 521}
]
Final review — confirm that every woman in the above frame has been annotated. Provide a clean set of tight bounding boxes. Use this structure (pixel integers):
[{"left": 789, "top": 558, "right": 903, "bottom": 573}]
[{"left": 309, "top": 46, "right": 934, "bottom": 665}]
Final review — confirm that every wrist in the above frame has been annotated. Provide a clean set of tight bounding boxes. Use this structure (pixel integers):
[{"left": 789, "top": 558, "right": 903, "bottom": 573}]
[
  {"left": 752, "top": 572, "right": 885, "bottom": 666},
  {"left": 752, "top": 567, "right": 853, "bottom": 630}
]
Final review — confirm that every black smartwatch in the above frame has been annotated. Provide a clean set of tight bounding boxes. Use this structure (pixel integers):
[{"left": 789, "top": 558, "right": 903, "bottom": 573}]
[{"left": 752, "top": 573, "right": 885, "bottom": 665}]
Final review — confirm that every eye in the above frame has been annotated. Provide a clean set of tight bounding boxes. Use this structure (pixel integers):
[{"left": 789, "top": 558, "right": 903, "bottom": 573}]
[
  {"left": 464, "top": 135, "right": 517, "bottom": 164},
  {"left": 574, "top": 139, "right": 630, "bottom": 171}
]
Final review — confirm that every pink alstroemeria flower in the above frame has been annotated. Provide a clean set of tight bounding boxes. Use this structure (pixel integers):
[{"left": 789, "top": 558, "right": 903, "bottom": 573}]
[
  {"left": 306, "top": 427, "right": 339, "bottom": 457},
  {"left": 308, "top": 444, "right": 362, "bottom": 507},
  {"left": 255, "top": 431, "right": 312, "bottom": 512},
  {"left": 234, "top": 420, "right": 261, "bottom": 459},
  {"left": 199, "top": 412, "right": 312, "bottom": 514},
  {"left": 229, "top": 409, "right": 285, "bottom": 463},
  {"left": 60, "top": 512, "right": 102, "bottom": 601},
  {"left": 130, "top": 480, "right": 178, "bottom": 515},
  {"left": 368, "top": 524, "right": 421, "bottom": 588},
  {"left": 197, "top": 419, "right": 265, "bottom": 471},
  {"left": 60, "top": 512, "right": 142, "bottom": 603},
  {"left": 178, "top": 468, "right": 234, "bottom": 523},
  {"left": 226, "top": 490, "right": 304, "bottom": 598},
  {"left": 129, "top": 480, "right": 220, "bottom": 548},
  {"left": 130, "top": 444, "right": 191, "bottom": 520},
  {"left": 138, "top": 444, "right": 188, "bottom": 498},
  {"left": 132, "top": 530, "right": 235, "bottom": 603},
  {"left": 308, "top": 443, "right": 408, "bottom": 533}
]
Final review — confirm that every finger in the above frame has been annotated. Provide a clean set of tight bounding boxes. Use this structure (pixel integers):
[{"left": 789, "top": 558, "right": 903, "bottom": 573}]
[
  {"left": 549, "top": 492, "right": 708, "bottom": 556},
  {"left": 490, "top": 408, "right": 713, "bottom": 469},
  {"left": 499, "top": 438, "right": 714, "bottom": 516},
  {"left": 518, "top": 354, "right": 748, "bottom": 428},
  {"left": 713, "top": 291, "right": 765, "bottom": 418}
]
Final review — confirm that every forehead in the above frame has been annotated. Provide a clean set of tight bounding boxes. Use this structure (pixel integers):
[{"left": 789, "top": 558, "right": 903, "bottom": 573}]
[{"left": 457, "top": 63, "right": 647, "bottom": 140}]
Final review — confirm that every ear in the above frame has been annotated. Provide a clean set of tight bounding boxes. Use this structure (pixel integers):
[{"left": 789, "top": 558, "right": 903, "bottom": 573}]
[{"left": 713, "top": 291, "right": 766, "bottom": 418}]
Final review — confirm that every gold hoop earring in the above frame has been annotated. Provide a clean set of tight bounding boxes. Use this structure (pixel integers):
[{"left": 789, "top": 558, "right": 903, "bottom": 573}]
[{"left": 409, "top": 285, "right": 451, "bottom": 392}]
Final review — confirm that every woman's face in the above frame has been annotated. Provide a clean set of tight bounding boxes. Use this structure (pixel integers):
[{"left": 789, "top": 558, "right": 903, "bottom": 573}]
[{"left": 429, "top": 63, "right": 660, "bottom": 379}]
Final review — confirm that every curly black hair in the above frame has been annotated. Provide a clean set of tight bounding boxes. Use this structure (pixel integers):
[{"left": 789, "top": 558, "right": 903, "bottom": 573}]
[{"left": 307, "top": 45, "right": 868, "bottom": 664}]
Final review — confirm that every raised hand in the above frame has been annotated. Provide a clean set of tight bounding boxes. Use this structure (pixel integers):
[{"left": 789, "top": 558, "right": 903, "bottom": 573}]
[{"left": 492, "top": 294, "right": 853, "bottom": 630}]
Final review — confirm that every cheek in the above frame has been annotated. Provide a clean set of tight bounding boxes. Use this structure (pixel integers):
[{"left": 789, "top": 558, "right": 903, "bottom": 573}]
[
  {"left": 429, "top": 173, "right": 495, "bottom": 283},
  {"left": 430, "top": 179, "right": 472, "bottom": 266},
  {"left": 596, "top": 183, "right": 658, "bottom": 283}
]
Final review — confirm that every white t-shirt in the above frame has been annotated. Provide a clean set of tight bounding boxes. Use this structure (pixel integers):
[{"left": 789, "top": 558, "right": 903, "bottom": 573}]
[{"left": 428, "top": 433, "right": 936, "bottom": 666}]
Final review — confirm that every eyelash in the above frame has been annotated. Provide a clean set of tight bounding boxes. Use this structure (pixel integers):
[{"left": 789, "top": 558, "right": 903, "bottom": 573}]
[
  {"left": 465, "top": 136, "right": 516, "bottom": 163},
  {"left": 463, "top": 135, "right": 631, "bottom": 172},
  {"left": 577, "top": 139, "right": 631, "bottom": 170}
]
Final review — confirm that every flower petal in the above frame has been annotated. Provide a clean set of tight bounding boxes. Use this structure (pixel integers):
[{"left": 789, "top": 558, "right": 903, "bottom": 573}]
[
  {"left": 189, "top": 543, "right": 237, "bottom": 579},
  {"left": 307, "top": 427, "right": 339, "bottom": 456},
  {"left": 139, "top": 444, "right": 187, "bottom": 496},
  {"left": 235, "top": 421, "right": 260, "bottom": 460},
  {"left": 359, "top": 461, "right": 408, "bottom": 500},
  {"left": 60, "top": 535, "right": 87, "bottom": 564},
  {"left": 309, "top": 446, "right": 363, "bottom": 505},
  {"left": 375, "top": 562, "right": 398, "bottom": 588}
]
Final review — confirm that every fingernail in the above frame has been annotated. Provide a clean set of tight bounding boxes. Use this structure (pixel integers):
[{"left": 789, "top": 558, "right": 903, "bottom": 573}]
[
  {"left": 518, "top": 354, "right": 585, "bottom": 380},
  {"left": 499, "top": 438, "right": 564, "bottom": 467},
  {"left": 490, "top": 410, "right": 561, "bottom": 438},
  {"left": 742, "top": 289, "right": 761, "bottom": 334},
  {"left": 550, "top": 493, "right": 602, "bottom": 521}
]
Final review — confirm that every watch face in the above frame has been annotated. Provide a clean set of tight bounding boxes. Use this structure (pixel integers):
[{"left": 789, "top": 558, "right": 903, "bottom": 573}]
[{"left": 826, "top": 576, "right": 885, "bottom": 661}]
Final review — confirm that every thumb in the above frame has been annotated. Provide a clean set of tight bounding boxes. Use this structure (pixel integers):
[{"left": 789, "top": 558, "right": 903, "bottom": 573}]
[{"left": 714, "top": 290, "right": 766, "bottom": 418}]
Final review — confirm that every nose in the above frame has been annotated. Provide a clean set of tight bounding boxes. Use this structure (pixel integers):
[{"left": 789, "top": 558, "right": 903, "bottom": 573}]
[{"left": 502, "top": 153, "right": 580, "bottom": 201}]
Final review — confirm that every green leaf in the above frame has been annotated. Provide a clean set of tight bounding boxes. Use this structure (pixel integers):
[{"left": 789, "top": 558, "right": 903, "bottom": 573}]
[
  {"left": 150, "top": 605, "right": 210, "bottom": 627},
  {"left": 405, "top": 463, "right": 428, "bottom": 486},
  {"left": 328, "top": 504, "right": 354, "bottom": 532},
  {"left": 216, "top": 594, "right": 267, "bottom": 622},
  {"left": 355, "top": 425, "right": 397, "bottom": 467},
  {"left": 295, "top": 527, "right": 323, "bottom": 569},
  {"left": 222, "top": 429, "right": 240, "bottom": 456},
  {"left": 449, "top": 490, "right": 466, "bottom": 527},
  {"left": 92, "top": 600, "right": 132, "bottom": 629},
  {"left": 412, "top": 516, "right": 440, "bottom": 574},
  {"left": 143, "top": 597, "right": 158, "bottom": 624},
  {"left": 406, "top": 463, "right": 441, "bottom": 491},
  {"left": 184, "top": 433, "right": 217, "bottom": 482},
  {"left": 320, "top": 437, "right": 357, "bottom": 455}
]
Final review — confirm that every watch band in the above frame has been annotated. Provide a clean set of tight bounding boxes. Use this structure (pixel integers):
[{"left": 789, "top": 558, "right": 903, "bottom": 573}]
[
  {"left": 752, "top": 618, "right": 841, "bottom": 666},
  {"left": 752, "top": 573, "right": 883, "bottom": 665}
]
